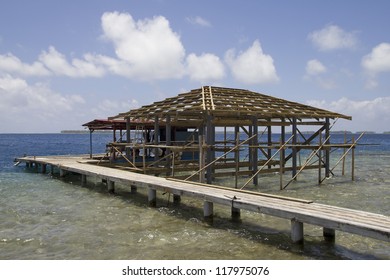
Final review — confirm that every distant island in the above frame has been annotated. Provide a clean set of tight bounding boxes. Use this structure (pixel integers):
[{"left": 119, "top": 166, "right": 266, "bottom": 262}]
[{"left": 61, "top": 130, "right": 112, "bottom": 134}]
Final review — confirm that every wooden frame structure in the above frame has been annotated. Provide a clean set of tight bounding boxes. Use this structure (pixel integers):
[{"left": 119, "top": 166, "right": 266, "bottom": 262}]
[{"left": 85, "top": 86, "right": 355, "bottom": 190}]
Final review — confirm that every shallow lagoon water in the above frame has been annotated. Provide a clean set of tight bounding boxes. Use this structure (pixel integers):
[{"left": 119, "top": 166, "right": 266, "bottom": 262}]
[{"left": 0, "top": 133, "right": 389, "bottom": 259}]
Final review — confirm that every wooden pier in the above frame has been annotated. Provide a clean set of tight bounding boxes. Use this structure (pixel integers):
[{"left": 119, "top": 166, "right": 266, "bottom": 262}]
[{"left": 16, "top": 155, "right": 390, "bottom": 244}]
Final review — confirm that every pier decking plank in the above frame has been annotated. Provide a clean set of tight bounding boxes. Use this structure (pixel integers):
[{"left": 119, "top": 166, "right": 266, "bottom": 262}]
[{"left": 17, "top": 155, "right": 390, "bottom": 243}]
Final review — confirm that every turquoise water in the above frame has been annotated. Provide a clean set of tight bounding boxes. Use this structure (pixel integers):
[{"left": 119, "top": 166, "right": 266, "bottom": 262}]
[{"left": 0, "top": 133, "right": 389, "bottom": 259}]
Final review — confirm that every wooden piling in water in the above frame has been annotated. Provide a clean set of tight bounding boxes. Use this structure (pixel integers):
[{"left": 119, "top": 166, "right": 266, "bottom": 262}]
[
  {"left": 15, "top": 155, "right": 390, "bottom": 244},
  {"left": 291, "top": 219, "right": 304, "bottom": 243}
]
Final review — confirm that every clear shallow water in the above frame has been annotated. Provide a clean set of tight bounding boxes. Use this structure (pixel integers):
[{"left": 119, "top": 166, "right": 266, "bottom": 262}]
[{"left": 0, "top": 133, "right": 389, "bottom": 259}]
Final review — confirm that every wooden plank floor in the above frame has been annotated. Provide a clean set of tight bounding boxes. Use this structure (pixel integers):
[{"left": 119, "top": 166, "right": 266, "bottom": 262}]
[{"left": 16, "top": 155, "right": 390, "bottom": 243}]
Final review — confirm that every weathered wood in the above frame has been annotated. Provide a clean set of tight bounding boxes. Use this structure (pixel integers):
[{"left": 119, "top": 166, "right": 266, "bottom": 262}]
[{"left": 16, "top": 155, "right": 390, "bottom": 243}]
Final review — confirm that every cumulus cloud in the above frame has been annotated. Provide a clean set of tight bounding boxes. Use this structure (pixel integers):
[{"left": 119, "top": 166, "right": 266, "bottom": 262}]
[
  {"left": 0, "top": 53, "right": 50, "bottom": 76},
  {"left": 225, "top": 40, "right": 279, "bottom": 84},
  {"left": 186, "top": 53, "right": 225, "bottom": 82},
  {"left": 304, "top": 59, "right": 336, "bottom": 89},
  {"left": 307, "top": 96, "right": 390, "bottom": 132},
  {"left": 361, "top": 42, "right": 390, "bottom": 89},
  {"left": 0, "top": 74, "right": 85, "bottom": 131},
  {"left": 0, "top": 47, "right": 105, "bottom": 78},
  {"left": 101, "top": 11, "right": 186, "bottom": 80},
  {"left": 39, "top": 46, "right": 105, "bottom": 78},
  {"left": 308, "top": 24, "right": 358, "bottom": 51},
  {"left": 186, "top": 16, "right": 211, "bottom": 27},
  {"left": 305, "top": 59, "right": 327, "bottom": 76},
  {"left": 0, "top": 74, "right": 84, "bottom": 112}
]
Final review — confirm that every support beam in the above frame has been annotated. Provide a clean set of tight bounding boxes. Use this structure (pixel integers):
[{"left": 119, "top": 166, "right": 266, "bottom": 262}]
[
  {"left": 148, "top": 188, "right": 157, "bottom": 207},
  {"left": 154, "top": 116, "right": 159, "bottom": 162},
  {"left": 206, "top": 114, "right": 215, "bottom": 184},
  {"left": 325, "top": 118, "right": 330, "bottom": 178},
  {"left": 252, "top": 117, "right": 258, "bottom": 186},
  {"left": 59, "top": 169, "right": 66, "bottom": 177},
  {"left": 107, "top": 180, "right": 115, "bottom": 193},
  {"left": 81, "top": 174, "right": 87, "bottom": 187},
  {"left": 89, "top": 129, "right": 93, "bottom": 159},
  {"left": 292, "top": 118, "right": 298, "bottom": 179},
  {"left": 166, "top": 115, "right": 172, "bottom": 176},
  {"left": 41, "top": 164, "right": 47, "bottom": 174},
  {"left": 291, "top": 219, "right": 304, "bottom": 243},
  {"left": 323, "top": 227, "right": 336, "bottom": 242},
  {"left": 198, "top": 126, "right": 206, "bottom": 183},
  {"left": 267, "top": 124, "right": 272, "bottom": 169},
  {"left": 126, "top": 117, "right": 131, "bottom": 158},
  {"left": 231, "top": 206, "right": 241, "bottom": 221},
  {"left": 203, "top": 201, "right": 213, "bottom": 223},
  {"left": 173, "top": 194, "right": 181, "bottom": 205}
]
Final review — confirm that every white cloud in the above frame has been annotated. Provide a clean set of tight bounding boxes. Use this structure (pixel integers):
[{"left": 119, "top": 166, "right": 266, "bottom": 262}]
[
  {"left": 38, "top": 46, "right": 105, "bottom": 78},
  {"left": 307, "top": 97, "right": 390, "bottom": 132},
  {"left": 186, "top": 53, "right": 225, "bottom": 82},
  {"left": 186, "top": 16, "right": 211, "bottom": 27},
  {"left": 361, "top": 42, "right": 390, "bottom": 89},
  {"left": 225, "top": 40, "right": 279, "bottom": 84},
  {"left": 304, "top": 59, "right": 336, "bottom": 89},
  {"left": 308, "top": 24, "right": 358, "bottom": 51},
  {"left": 0, "top": 74, "right": 85, "bottom": 132},
  {"left": 0, "top": 53, "right": 50, "bottom": 76},
  {"left": 92, "top": 99, "right": 139, "bottom": 118},
  {"left": 305, "top": 59, "right": 327, "bottom": 76},
  {"left": 101, "top": 11, "right": 186, "bottom": 80}
]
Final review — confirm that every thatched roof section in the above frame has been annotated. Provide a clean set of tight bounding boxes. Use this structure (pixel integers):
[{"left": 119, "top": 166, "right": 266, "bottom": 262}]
[{"left": 113, "top": 86, "right": 351, "bottom": 123}]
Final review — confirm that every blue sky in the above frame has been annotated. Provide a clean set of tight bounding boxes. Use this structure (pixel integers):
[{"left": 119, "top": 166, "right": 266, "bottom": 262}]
[{"left": 0, "top": 0, "right": 389, "bottom": 132}]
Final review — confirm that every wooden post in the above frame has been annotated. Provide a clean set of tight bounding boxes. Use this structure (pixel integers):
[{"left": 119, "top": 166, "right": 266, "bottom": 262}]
[
  {"left": 107, "top": 180, "right": 115, "bottom": 193},
  {"left": 81, "top": 174, "right": 87, "bottom": 187},
  {"left": 126, "top": 117, "right": 131, "bottom": 158},
  {"left": 131, "top": 185, "right": 137, "bottom": 194},
  {"left": 342, "top": 131, "right": 346, "bottom": 176},
  {"left": 203, "top": 201, "right": 213, "bottom": 223},
  {"left": 279, "top": 139, "right": 284, "bottom": 190},
  {"left": 325, "top": 117, "right": 330, "bottom": 178},
  {"left": 291, "top": 219, "right": 304, "bottom": 243},
  {"left": 234, "top": 126, "right": 240, "bottom": 188},
  {"left": 173, "top": 194, "right": 181, "bottom": 205},
  {"left": 148, "top": 188, "right": 157, "bottom": 207},
  {"left": 59, "top": 169, "right": 66, "bottom": 177},
  {"left": 41, "top": 164, "right": 46, "bottom": 174},
  {"left": 154, "top": 116, "right": 159, "bottom": 162},
  {"left": 206, "top": 114, "right": 214, "bottom": 184},
  {"left": 267, "top": 124, "right": 272, "bottom": 169},
  {"left": 318, "top": 133, "right": 322, "bottom": 184},
  {"left": 89, "top": 129, "right": 93, "bottom": 159},
  {"left": 252, "top": 117, "right": 258, "bottom": 186},
  {"left": 198, "top": 130, "right": 206, "bottom": 183},
  {"left": 292, "top": 118, "right": 298, "bottom": 179},
  {"left": 231, "top": 206, "right": 241, "bottom": 222},
  {"left": 352, "top": 136, "right": 355, "bottom": 181},
  {"left": 166, "top": 115, "right": 172, "bottom": 177},
  {"left": 323, "top": 227, "right": 336, "bottom": 242},
  {"left": 280, "top": 119, "right": 285, "bottom": 174}
]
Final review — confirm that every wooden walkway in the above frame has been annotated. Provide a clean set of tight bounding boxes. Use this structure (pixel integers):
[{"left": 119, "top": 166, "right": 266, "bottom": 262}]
[{"left": 16, "top": 155, "right": 390, "bottom": 244}]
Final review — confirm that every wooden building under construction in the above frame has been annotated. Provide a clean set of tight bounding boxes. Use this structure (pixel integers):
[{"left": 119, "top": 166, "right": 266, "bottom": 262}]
[{"left": 84, "top": 86, "right": 356, "bottom": 190}]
